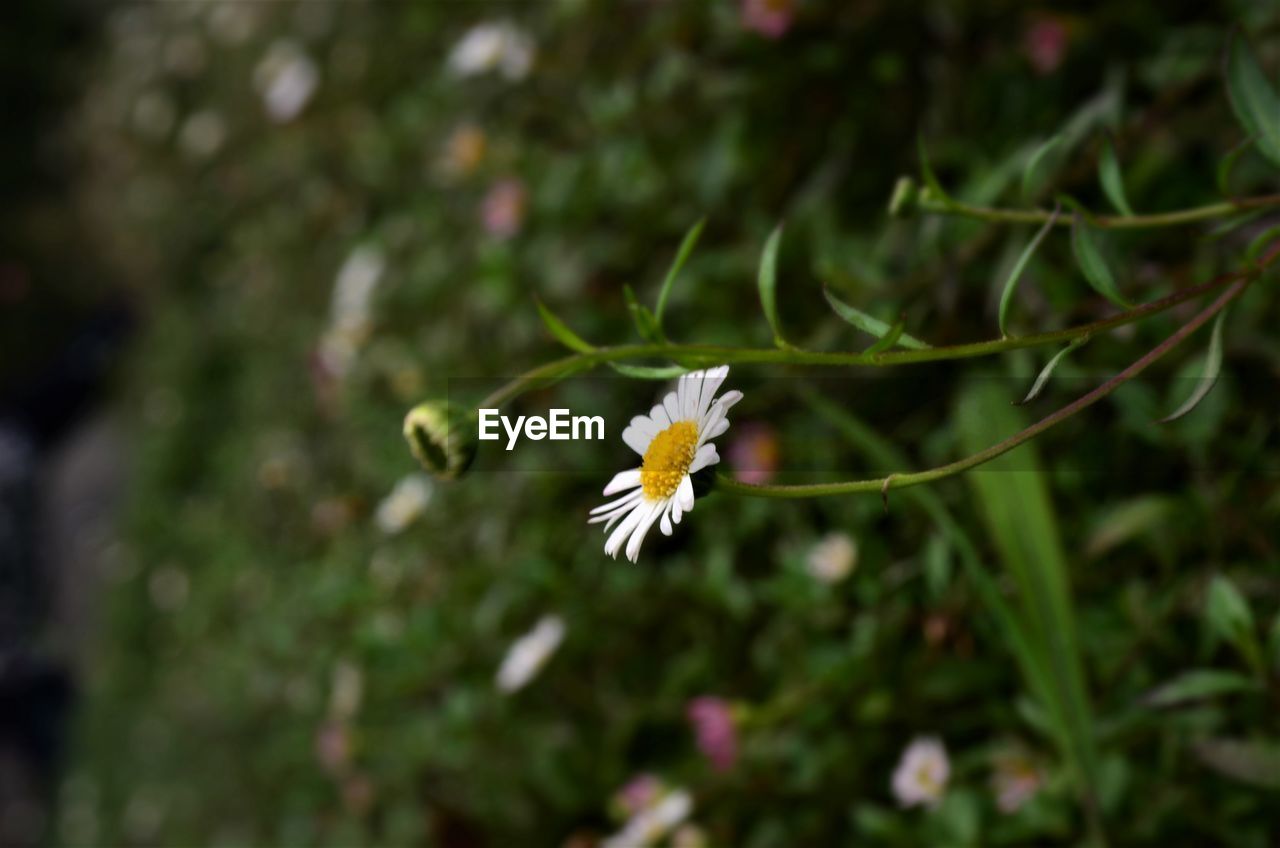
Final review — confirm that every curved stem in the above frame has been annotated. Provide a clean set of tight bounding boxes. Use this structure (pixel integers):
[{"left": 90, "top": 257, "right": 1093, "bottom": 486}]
[
  {"left": 716, "top": 271, "right": 1257, "bottom": 499},
  {"left": 918, "top": 193, "right": 1280, "bottom": 229},
  {"left": 478, "top": 268, "right": 1246, "bottom": 409}
]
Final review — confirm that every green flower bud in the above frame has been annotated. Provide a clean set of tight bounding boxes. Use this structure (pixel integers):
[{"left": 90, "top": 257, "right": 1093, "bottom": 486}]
[
  {"left": 403, "top": 400, "right": 477, "bottom": 480},
  {"left": 887, "top": 175, "right": 918, "bottom": 217}
]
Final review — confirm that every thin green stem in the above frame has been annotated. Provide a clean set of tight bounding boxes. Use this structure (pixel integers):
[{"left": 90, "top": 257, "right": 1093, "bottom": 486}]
[
  {"left": 918, "top": 193, "right": 1280, "bottom": 229},
  {"left": 717, "top": 271, "right": 1257, "bottom": 499},
  {"left": 479, "top": 268, "right": 1246, "bottom": 409}
]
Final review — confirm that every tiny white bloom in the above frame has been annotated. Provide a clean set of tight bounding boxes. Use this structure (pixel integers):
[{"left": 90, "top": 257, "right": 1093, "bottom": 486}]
[
  {"left": 495, "top": 615, "right": 565, "bottom": 694},
  {"left": 806, "top": 532, "right": 858, "bottom": 584},
  {"left": 177, "top": 109, "right": 226, "bottom": 159},
  {"left": 589, "top": 366, "right": 741, "bottom": 562},
  {"left": 254, "top": 40, "right": 319, "bottom": 123},
  {"left": 319, "top": 245, "right": 386, "bottom": 378},
  {"left": 892, "top": 736, "right": 950, "bottom": 808},
  {"left": 601, "top": 788, "right": 693, "bottom": 848},
  {"left": 374, "top": 474, "right": 432, "bottom": 535},
  {"left": 446, "top": 21, "right": 535, "bottom": 80}
]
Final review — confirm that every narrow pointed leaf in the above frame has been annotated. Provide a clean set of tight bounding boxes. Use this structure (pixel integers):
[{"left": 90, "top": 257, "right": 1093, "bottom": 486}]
[
  {"left": 998, "top": 204, "right": 1061, "bottom": 337},
  {"left": 1022, "top": 134, "right": 1065, "bottom": 200},
  {"left": 1216, "top": 137, "right": 1254, "bottom": 196},
  {"left": 1071, "top": 214, "right": 1131, "bottom": 308},
  {"left": 917, "top": 134, "right": 955, "bottom": 206},
  {"left": 654, "top": 217, "right": 706, "bottom": 330},
  {"left": 1245, "top": 223, "right": 1280, "bottom": 263},
  {"left": 864, "top": 318, "right": 906, "bottom": 355},
  {"left": 1225, "top": 33, "right": 1280, "bottom": 166},
  {"left": 1158, "top": 309, "right": 1226, "bottom": 423},
  {"left": 534, "top": 297, "right": 595, "bottom": 353},
  {"left": 757, "top": 224, "right": 788, "bottom": 348},
  {"left": 1015, "top": 335, "right": 1089, "bottom": 405},
  {"left": 1142, "top": 669, "right": 1260, "bottom": 708},
  {"left": 823, "top": 288, "right": 930, "bottom": 350},
  {"left": 607, "top": 362, "right": 687, "bottom": 379},
  {"left": 622, "top": 284, "right": 663, "bottom": 342},
  {"left": 1098, "top": 137, "right": 1135, "bottom": 216}
]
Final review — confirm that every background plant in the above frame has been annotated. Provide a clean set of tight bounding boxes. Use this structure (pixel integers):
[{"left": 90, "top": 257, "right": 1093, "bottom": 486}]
[{"left": 44, "top": 1, "right": 1280, "bottom": 846}]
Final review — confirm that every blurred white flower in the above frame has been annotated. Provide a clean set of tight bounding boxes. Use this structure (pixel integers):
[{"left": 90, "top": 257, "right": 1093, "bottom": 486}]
[
  {"left": 254, "top": 40, "right": 319, "bottom": 123},
  {"left": 318, "top": 245, "right": 385, "bottom": 379},
  {"left": 892, "top": 736, "right": 950, "bottom": 808},
  {"left": 177, "top": 110, "right": 226, "bottom": 159},
  {"left": 446, "top": 21, "right": 534, "bottom": 80},
  {"left": 601, "top": 788, "right": 693, "bottom": 848},
  {"left": 132, "top": 92, "right": 176, "bottom": 139},
  {"left": 374, "top": 474, "right": 433, "bottom": 535},
  {"left": 589, "top": 367, "right": 741, "bottom": 562},
  {"left": 329, "top": 659, "right": 363, "bottom": 720},
  {"left": 207, "top": 4, "right": 257, "bottom": 47},
  {"left": 495, "top": 615, "right": 565, "bottom": 693},
  {"left": 805, "top": 532, "right": 858, "bottom": 584}
]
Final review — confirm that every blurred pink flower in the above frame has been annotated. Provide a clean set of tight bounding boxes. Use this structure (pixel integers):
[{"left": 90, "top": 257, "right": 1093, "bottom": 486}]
[
  {"left": 613, "top": 773, "right": 662, "bottom": 818},
  {"left": 741, "top": 0, "right": 796, "bottom": 40},
  {"left": 314, "top": 720, "right": 351, "bottom": 775},
  {"left": 728, "top": 422, "right": 779, "bottom": 484},
  {"left": 686, "top": 696, "right": 738, "bottom": 772},
  {"left": 1024, "top": 17, "right": 1069, "bottom": 75},
  {"left": 482, "top": 178, "right": 527, "bottom": 239},
  {"left": 992, "top": 750, "right": 1044, "bottom": 814}
]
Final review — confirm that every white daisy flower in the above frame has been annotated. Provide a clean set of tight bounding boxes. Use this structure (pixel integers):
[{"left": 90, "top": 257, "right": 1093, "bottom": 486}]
[
  {"left": 891, "top": 736, "right": 950, "bottom": 808},
  {"left": 446, "top": 21, "right": 535, "bottom": 81},
  {"left": 589, "top": 366, "right": 741, "bottom": 562},
  {"left": 495, "top": 615, "right": 565, "bottom": 694},
  {"left": 374, "top": 474, "right": 432, "bottom": 535}
]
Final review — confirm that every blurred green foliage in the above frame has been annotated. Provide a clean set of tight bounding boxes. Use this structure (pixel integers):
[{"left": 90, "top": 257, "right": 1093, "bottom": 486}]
[{"left": 61, "top": 0, "right": 1280, "bottom": 845}]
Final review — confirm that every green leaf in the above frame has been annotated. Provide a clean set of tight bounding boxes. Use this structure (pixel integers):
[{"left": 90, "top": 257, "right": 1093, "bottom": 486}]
[
  {"left": 1084, "top": 496, "right": 1175, "bottom": 557},
  {"left": 653, "top": 217, "right": 706, "bottom": 331},
  {"left": 1071, "top": 214, "right": 1131, "bottom": 308},
  {"left": 606, "top": 362, "right": 688, "bottom": 379},
  {"left": 1216, "top": 137, "right": 1254, "bottom": 196},
  {"left": 1192, "top": 738, "right": 1280, "bottom": 790},
  {"left": 1142, "top": 669, "right": 1260, "bottom": 708},
  {"left": 1203, "top": 578, "right": 1254, "bottom": 650},
  {"left": 956, "top": 379, "right": 1102, "bottom": 805},
  {"left": 917, "top": 134, "right": 955, "bottom": 207},
  {"left": 1245, "top": 223, "right": 1280, "bottom": 263},
  {"left": 998, "top": 205, "right": 1061, "bottom": 337},
  {"left": 863, "top": 317, "right": 905, "bottom": 355},
  {"left": 822, "top": 288, "right": 930, "bottom": 350},
  {"left": 1225, "top": 32, "right": 1280, "bottom": 166},
  {"left": 1158, "top": 308, "right": 1226, "bottom": 423},
  {"left": 1097, "top": 137, "right": 1135, "bottom": 216},
  {"left": 533, "top": 297, "right": 595, "bottom": 353},
  {"left": 1022, "top": 133, "right": 1065, "bottom": 200},
  {"left": 1015, "top": 335, "right": 1089, "bottom": 405},
  {"left": 622, "top": 285, "right": 663, "bottom": 343},
  {"left": 757, "top": 224, "right": 789, "bottom": 348}
]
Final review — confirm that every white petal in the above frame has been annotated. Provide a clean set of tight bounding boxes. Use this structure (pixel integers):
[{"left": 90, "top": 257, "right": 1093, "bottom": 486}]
[
  {"left": 677, "top": 474, "right": 695, "bottom": 512},
  {"left": 662, "top": 391, "right": 682, "bottom": 426},
  {"left": 689, "top": 443, "right": 719, "bottom": 473},
  {"left": 604, "top": 501, "right": 648, "bottom": 558},
  {"left": 589, "top": 487, "right": 643, "bottom": 516},
  {"left": 677, "top": 371, "right": 694, "bottom": 420},
  {"left": 704, "top": 418, "right": 730, "bottom": 440},
  {"left": 649, "top": 403, "right": 671, "bottom": 430},
  {"left": 700, "top": 366, "right": 730, "bottom": 419},
  {"left": 660, "top": 504, "right": 673, "bottom": 536},
  {"left": 625, "top": 501, "right": 664, "bottom": 562},
  {"left": 670, "top": 492, "right": 684, "bottom": 524},
  {"left": 601, "top": 499, "right": 641, "bottom": 533},
  {"left": 622, "top": 420, "right": 655, "bottom": 456},
  {"left": 698, "top": 404, "right": 725, "bottom": 445},
  {"left": 602, "top": 468, "right": 642, "bottom": 496},
  {"left": 716, "top": 389, "right": 743, "bottom": 412}
]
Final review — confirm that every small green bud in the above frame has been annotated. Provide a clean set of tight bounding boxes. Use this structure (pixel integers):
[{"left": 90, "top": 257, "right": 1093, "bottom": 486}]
[
  {"left": 403, "top": 400, "right": 477, "bottom": 480},
  {"left": 887, "top": 175, "right": 918, "bottom": 217}
]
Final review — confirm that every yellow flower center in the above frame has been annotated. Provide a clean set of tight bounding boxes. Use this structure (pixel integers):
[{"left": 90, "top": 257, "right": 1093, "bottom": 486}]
[{"left": 640, "top": 420, "right": 699, "bottom": 500}]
